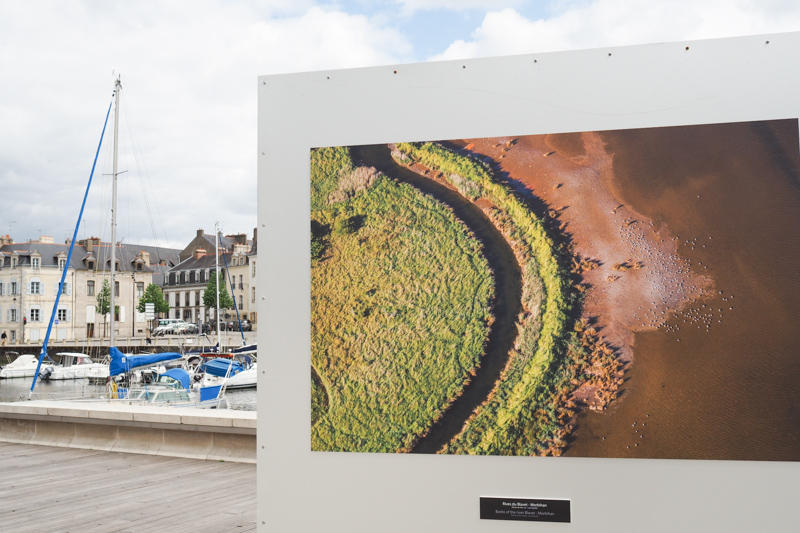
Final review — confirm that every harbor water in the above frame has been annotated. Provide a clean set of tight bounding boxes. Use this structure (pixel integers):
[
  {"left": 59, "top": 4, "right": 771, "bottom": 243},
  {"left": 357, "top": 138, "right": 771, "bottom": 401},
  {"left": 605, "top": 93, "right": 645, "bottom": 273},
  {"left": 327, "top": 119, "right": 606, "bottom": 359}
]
[{"left": 0, "top": 376, "right": 256, "bottom": 411}]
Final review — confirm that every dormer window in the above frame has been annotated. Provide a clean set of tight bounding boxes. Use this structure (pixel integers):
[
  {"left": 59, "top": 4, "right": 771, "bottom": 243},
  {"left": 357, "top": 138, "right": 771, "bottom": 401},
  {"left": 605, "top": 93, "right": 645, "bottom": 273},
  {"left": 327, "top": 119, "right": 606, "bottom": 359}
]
[
  {"left": 11, "top": 257, "right": 17, "bottom": 268},
  {"left": 59, "top": 258, "right": 66, "bottom": 270},
  {"left": 32, "top": 258, "right": 40, "bottom": 270}
]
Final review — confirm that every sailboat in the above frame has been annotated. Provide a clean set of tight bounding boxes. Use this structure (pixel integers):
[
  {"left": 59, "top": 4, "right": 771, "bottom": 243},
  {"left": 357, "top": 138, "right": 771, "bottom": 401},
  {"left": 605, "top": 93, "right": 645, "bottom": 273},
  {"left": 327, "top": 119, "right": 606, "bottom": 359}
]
[
  {"left": 28, "top": 77, "right": 228, "bottom": 408},
  {"left": 187, "top": 224, "right": 257, "bottom": 390}
]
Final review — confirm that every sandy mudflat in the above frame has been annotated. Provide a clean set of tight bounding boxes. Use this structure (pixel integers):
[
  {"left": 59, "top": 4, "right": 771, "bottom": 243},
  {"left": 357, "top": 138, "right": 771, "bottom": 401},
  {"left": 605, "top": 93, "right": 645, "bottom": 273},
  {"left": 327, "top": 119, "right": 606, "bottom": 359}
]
[{"left": 452, "top": 132, "right": 710, "bottom": 364}]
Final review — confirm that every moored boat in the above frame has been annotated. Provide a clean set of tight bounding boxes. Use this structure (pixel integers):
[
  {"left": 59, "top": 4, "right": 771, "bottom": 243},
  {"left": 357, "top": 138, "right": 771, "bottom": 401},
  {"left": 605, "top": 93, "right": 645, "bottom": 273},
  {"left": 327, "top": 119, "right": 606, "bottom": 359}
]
[
  {"left": 38, "top": 353, "right": 107, "bottom": 381},
  {"left": 1, "top": 354, "right": 54, "bottom": 379}
]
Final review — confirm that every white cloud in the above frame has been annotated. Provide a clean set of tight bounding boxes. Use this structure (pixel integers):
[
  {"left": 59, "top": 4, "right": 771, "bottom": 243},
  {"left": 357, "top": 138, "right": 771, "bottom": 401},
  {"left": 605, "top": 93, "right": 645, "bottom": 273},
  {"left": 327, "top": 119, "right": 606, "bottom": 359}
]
[
  {"left": 395, "top": 0, "right": 528, "bottom": 13},
  {"left": 0, "top": 1, "right": 411, "bottom": 247},
  {"left": 431, "top": 0, "right": 800, "bottom": 61}
]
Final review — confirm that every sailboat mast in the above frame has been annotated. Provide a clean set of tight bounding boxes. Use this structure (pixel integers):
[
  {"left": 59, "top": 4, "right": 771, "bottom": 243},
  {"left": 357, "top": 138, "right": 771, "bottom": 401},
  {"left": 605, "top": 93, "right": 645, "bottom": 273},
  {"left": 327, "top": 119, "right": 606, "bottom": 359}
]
[
  {"left": 110, "top": 77, "right": 121, "bottom": 347},
  {"left": 215, "top": 222, "right": 221, "bottom": 348}
]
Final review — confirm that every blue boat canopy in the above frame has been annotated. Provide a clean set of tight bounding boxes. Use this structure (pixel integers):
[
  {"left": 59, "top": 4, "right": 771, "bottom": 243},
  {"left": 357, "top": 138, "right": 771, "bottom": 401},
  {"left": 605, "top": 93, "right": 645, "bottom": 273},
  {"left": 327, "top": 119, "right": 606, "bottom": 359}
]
[
  {"left": 160, "top": 368, "right": 191, "bottom": 390},
  {"left": 199, "top": 358, "right": 244, "bottom": 377},
  {"left": 109, "top": 347, "right": 182, "bottom": 376}
]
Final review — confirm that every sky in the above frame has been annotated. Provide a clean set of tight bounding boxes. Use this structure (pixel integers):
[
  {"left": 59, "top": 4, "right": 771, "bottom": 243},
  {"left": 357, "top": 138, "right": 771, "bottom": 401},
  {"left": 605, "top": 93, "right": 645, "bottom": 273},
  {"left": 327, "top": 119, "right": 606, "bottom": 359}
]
[{"left": 1, "top": 0, "right": 798, "bottom": 250}]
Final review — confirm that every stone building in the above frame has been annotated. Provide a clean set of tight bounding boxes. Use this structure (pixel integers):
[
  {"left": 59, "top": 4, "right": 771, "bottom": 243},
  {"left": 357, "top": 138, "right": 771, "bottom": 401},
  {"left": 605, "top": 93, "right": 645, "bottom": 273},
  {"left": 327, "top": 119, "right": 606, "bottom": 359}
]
[
  {"left": 0, "top": 236, "right": 180, "bottom": 344},
  {"left": 162, "top": 229, "right": 257, "bottom": 330}
]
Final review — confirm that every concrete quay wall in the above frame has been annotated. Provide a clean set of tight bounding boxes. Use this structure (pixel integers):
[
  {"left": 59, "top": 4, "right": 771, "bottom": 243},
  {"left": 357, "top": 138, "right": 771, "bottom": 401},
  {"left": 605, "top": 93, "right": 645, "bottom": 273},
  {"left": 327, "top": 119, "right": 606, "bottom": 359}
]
[{"left": 0, "top": 401, "right": 256, "bottom": 463}]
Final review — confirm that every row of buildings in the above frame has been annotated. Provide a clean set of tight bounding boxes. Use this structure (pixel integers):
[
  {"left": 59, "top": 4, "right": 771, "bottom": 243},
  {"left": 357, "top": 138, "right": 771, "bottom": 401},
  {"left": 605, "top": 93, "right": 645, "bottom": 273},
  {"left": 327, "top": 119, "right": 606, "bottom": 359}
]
[{"left": 0, "top": 228, "right": 257, "bottom": 344}]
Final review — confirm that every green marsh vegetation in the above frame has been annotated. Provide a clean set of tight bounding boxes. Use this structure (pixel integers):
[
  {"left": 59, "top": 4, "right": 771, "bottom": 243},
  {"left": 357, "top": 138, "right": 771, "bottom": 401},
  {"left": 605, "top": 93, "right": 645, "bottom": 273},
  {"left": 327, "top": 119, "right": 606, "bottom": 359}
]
[
  {"left": 393, "top": 142, "right": 593, "bottom": 456},
  {"left": 310, "top": 146, "right": 495, "bottom": 453}
]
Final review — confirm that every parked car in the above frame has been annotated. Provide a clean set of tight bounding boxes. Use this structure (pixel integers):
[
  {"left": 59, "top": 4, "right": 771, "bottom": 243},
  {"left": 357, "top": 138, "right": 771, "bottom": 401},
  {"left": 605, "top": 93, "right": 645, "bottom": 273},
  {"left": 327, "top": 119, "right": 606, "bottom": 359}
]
[
  {"left": 226, "top": 319, "right": 252, "bottom": 331},
  {"left": 153, "top": 319, "right": 195, "bottom": 336}
]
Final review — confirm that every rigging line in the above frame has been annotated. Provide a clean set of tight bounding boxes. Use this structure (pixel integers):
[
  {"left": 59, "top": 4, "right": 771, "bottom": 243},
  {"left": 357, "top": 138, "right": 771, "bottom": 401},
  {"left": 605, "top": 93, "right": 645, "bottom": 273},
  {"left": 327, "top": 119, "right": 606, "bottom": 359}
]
[
  {"left": 219, "top": 234, "right": 246, "bottom": 346},
  {"left": 96, "top": 126, "right": 114, "bottom": 245},
  {"left": 30, "top": 99, "right": 113, "bottom": 396},
  {"left": 120, "top": 89, "right": 169, "bottom": 266}
]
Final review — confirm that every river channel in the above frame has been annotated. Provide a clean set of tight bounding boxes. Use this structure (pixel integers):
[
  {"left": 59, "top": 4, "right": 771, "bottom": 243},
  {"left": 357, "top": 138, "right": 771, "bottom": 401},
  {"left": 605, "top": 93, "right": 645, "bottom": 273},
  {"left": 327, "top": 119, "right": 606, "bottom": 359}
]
[{"left": 350, "top": 144, "right": 523, "bottom": 454}]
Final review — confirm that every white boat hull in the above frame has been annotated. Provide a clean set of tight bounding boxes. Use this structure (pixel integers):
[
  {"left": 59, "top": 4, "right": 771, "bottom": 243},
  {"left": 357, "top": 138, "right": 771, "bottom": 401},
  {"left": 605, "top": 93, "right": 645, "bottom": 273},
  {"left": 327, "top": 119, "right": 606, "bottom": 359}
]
[
  {"left": 0, "top": 355, "right": 53, "bottom": 379},
  {"left": 225, "top": 365, "right": 257, "bottom": 389},
  {"left": 44, "top": 363, "right": 108, "bottom": 380}
]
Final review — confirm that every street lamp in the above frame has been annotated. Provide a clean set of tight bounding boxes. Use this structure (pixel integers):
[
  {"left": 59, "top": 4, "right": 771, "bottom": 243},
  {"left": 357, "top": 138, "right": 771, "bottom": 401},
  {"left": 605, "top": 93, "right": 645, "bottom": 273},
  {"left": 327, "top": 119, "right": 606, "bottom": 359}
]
[
  {"left": 13, "top": 296, "right": 21, "bottom": 344},
  {"left": 131, "top": 272, "right": 136, "bottom": 340}
]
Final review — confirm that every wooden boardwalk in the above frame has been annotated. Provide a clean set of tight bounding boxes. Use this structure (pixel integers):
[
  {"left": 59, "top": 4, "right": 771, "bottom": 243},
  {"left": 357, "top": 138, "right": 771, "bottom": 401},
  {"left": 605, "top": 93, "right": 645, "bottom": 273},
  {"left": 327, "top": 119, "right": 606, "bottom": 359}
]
[{"left": 0, "top": 442, "right": 256, "bottom": 532}]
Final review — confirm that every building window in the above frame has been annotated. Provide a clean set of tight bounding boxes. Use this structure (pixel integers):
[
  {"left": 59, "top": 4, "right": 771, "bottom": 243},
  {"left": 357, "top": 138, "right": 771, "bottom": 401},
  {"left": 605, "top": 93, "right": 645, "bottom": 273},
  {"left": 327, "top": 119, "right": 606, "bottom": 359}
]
[
  {"left": 252, "top": 287, "right": 255, "bottom": 303},
  {"left": 32, "top": 258, "right": 40, "bottom": 269},
  {"left": 114, "top": 281, "right": 119, "bottom": 297},
  {"left": 10, "top": 282, "right": 17, "bottom": 295},
  {"left": 252, "top": 261, "right": 256, "bottom": 277},
  {"left": 57, "top": 308, "right": 67, "bottom": 321},
  {"left": 0, "top": 283, "right": 3, "bottom": 296},
  {"left": 60, "top": 282, "right": 67, "bottom": 295},
  {"left": 239, "top": 295, "right": 243, "bottom": 310},
  {"left": 87, "top": 280, "right": 95, "bottom": 296},
  {"left": 30, "top": 281, "right": 41, "bottom": 295},
  {"left": 136, "top": 282, "right": 144, "bottom": 297},
  {"left": 11, "top": 258, "right": 17, "bottom": 268},
  {"left": 59, "top": 258, "right": 66, "bottom": 270},
  {"left": 30, "top": 309, "right": 40, "bottom": 322},
  {"left": 9, "top": 309, "right": 17, "bottom": 322}
]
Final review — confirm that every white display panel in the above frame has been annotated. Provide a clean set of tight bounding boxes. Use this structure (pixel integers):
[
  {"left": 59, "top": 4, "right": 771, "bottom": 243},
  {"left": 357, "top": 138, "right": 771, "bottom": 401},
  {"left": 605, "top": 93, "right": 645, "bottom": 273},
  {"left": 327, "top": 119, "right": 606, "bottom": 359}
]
[{"left": 258, "top": 32, "right": 800, "bottom": 531}]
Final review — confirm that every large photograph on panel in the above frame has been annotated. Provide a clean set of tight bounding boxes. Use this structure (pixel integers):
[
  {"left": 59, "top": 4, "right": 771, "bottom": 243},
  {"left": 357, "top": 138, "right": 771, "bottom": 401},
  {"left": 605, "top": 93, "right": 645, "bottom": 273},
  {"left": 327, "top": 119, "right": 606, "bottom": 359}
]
[{"left": 310, "top": 119, "right": 800, "bottom": 460}]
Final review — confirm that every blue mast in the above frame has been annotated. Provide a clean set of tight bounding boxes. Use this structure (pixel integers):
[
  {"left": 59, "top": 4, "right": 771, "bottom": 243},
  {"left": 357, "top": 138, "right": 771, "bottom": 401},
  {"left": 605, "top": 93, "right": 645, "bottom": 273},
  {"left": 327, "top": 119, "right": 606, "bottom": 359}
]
[{"left": 29, "top": 97, "right": 113, "bottom": 396}]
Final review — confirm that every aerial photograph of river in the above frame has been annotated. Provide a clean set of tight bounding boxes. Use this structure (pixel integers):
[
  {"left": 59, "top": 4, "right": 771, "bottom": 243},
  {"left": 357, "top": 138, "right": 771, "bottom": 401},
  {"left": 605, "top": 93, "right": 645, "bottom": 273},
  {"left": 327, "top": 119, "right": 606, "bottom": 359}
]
[{"left": 310, "top": 119, "right": 800, "bottom": 461}]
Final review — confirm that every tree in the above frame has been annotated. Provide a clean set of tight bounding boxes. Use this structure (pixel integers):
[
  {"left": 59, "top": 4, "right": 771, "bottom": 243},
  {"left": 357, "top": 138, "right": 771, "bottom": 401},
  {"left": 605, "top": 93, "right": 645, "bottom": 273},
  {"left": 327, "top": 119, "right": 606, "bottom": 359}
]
[
  {"left": 95, "top": 279, "right": 119, "bottom": 337},
  {"left": 203, "top": 271, "right": 234, "bottom": 322},
  {"left": 137, "top": 283, "right": 170, "bottom": 314},
  {"left": 96, "top": 279, "right": 111, "bottom": 316}
]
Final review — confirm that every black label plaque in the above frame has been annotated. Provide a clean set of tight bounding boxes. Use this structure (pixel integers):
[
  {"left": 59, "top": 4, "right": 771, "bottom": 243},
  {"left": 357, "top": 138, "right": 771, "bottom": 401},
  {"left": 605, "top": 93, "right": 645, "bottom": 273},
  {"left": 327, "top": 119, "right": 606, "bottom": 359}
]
[{"left": 480, "top": 497, "right": 571, "bottom": 523}]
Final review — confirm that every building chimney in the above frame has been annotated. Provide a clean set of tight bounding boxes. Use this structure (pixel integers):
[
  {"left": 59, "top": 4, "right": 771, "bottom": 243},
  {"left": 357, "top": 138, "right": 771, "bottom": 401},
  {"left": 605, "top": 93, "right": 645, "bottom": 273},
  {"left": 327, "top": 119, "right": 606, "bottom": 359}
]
[{"left": 193, "top": 248, "right": 207, "bottom": 260}]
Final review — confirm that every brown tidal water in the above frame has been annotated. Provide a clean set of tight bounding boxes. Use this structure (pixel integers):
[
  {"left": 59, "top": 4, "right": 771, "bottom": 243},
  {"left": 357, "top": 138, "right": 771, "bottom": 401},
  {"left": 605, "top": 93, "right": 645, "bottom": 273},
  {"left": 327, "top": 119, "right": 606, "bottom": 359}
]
[{"left": 565, "top": 119, "right": 800, "bottom": 461}]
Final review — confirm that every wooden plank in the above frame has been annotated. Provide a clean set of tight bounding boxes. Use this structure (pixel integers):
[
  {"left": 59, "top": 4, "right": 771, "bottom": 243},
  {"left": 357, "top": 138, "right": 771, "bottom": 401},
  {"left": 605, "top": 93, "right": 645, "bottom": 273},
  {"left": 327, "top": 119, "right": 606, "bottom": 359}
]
[{"left": 0, "top": 442, "right": 256, "bottom": 532}]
